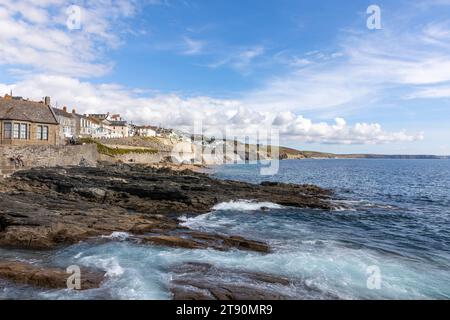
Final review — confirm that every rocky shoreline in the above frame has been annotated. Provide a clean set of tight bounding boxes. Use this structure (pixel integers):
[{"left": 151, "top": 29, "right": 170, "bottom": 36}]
[{"left": 0, "top": 163, "right": 334, "bottom": 299}]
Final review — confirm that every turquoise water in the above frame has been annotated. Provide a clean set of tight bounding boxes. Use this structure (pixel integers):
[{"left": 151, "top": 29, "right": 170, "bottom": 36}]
[{"left": 1, "top": 159, "right": 449, "bottom": 299}]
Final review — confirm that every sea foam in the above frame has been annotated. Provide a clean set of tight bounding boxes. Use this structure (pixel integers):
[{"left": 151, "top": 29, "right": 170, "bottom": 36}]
[
  {"left": 101, "top": 232, "right": 130, "bottom": 241},
  {"left": 212, "top": 200, "right": 284, "bottom": 211}
]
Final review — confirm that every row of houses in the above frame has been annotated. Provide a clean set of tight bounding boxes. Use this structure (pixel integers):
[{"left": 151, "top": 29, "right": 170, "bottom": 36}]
[{"left": 0, "top": 94, "right": 164, "bottom": 146}]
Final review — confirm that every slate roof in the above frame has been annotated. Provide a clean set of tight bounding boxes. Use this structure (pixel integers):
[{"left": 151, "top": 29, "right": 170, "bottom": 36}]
[
  {"left": 0, "top": 98, "right": 58, "bottom": 124},
  {"left": 110, "top": 120, "right": 128, "bottom": 126},
  {"left": 52, "top": 107, "right": 75, "bottom": 119},
  {"left": 136, "top": 125, "right": 157, "bottom": 130}
]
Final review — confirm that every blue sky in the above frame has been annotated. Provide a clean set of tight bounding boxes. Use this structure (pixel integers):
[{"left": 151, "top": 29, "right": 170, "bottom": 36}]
[{"left": 1, "top": 0, "right": 450, "bottom": 154}]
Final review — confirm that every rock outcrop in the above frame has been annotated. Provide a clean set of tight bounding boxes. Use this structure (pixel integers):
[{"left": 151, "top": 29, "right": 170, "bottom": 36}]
[
  {"left": 0, "top": 260, "right": 105, "bottom": 290},
  {"left": 0, "top": 164, "right": 335, "bottom": 295},
  {"left": 169, "top": 262, "right": 340, "bottom": 300},
  {"left": 0, "top": 164, "right": 332, "bottom": 251},
  {"left": 0, "top": 165, "right": 331, "bottom": 252},
  {"left": 139, "top": 231, "right": 270, "bottom": 253}
]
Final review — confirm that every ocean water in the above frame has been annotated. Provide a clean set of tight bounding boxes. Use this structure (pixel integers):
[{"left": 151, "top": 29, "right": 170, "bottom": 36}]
[{"left": 1, "top": 159, "right": 449, "bottom": 299}]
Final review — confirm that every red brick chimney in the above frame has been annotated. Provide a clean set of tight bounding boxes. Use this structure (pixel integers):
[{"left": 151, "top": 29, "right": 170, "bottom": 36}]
[{"left": 63, "top": 106, "right": 67, "bottom": 112}]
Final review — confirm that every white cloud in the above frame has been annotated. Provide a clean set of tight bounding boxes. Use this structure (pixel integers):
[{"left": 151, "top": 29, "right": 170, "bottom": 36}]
[
  {"left": 231, "top": 46, "right": 265, "bottom": 73},
  {"left": 407, "top": 86, "right": 450, "bottom": 99},
  {"left": 0, "top": 1, "right": 429, "bottom": 147},
  {"left": 0, "top": 0, "right": 140, "bottom": 77},
  {"left": 243, "top": 14, "right": 450, "bottom": 114},
  {"left": 182, "top": 37, "right": 206, "bottom": 55},
  {"left": 206, "top": 46, "right": 265, "bottom": 74},
  {"left": 280, "top": 117, "right": 423, "bottom": 145},
  {"left": 0, "top": 74, "right": 422, "bottom": 145}
]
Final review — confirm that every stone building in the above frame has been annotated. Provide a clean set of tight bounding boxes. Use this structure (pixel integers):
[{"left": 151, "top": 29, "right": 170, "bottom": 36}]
[
  {"left": 88, "top": 116, "right": 112, "bottom": 138},
  {"left": 52, "top": 106, "right": 77, "bottom": 142},
  {"left": 0, "top": 94, "right": 59, "bottom": 145},
  {"left": 135, "top": 125, "right": 157, "bottom": 137},
  {"left": 110, "top": 120, "right": 130, "bottom": 138},
  {"left": 75, "top": 113, "right": 98, "bottom": 137}
]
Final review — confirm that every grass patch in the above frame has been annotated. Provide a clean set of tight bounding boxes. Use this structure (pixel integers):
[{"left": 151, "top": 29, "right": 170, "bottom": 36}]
[
  {"left": 79, "top": 138, "right": 158, "bottom": 156},
  {"left": 140, "top": 136, "right": 160, "bottom": 142}
]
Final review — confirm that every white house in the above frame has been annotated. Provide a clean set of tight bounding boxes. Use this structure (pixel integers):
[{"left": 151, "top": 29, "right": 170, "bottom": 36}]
[
  {"left": 135, "top": 125, "right": 157, "bottom": 137},
  {"left": 110, "top": 120, "right": 130, "bottom": 138}
]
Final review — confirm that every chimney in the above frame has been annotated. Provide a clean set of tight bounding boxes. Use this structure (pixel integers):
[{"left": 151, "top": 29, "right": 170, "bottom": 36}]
[
  {"left": 72, "top": 108, "right": 76, "bottom": 114},
  {"left": 44, "top": 96, "right": 51, "bottom": 106},
  {"left": 63, "top": 106, "right": 67, "bottom": 112}
]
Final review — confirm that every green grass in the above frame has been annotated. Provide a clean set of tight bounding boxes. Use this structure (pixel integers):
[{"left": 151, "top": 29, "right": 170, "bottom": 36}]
[
  {"left": 140, "top": 136, "right": 160, "bottom": 142},
  {"left": 79, "top": 138, "right": 158, "bottom": 156}
]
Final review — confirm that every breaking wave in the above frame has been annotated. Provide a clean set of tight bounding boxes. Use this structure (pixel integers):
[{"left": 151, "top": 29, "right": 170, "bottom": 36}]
[
  {"left": 212, "top": 200, "right": 284, "bottom": 211},
  {"left": 101, "top": 232, "right": 131, "bottom": 241}
]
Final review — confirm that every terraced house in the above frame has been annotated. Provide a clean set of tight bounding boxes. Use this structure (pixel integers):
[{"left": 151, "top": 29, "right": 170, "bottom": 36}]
[
  {"left": 52, "top": 106, "right": 77, "bottom": 142},
  {"left": 0, "top": 94, "right": 59, "bottom": 145}
]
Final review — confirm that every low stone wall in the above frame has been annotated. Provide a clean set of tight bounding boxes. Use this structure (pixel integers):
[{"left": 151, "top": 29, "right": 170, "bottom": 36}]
[
  {"left": 0, "top": 144, "right": 99, "bottom": 177},
  {"left": 99, "top": 151, "right": 171, "bottom": 164}
]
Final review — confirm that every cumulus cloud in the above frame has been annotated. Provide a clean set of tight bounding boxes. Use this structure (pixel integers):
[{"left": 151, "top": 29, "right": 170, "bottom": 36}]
[
  {"left": 0, "top": 1, "right": 431, "bottom": 147},
  {"left": 0, "top": 75, "right": 423, "bottom": 145},
  {"left": 280, "top": 117, "right": 423, "bottom": 144},
  {"left": 0, "top": 0, "right": 141, "bottom": 77}
]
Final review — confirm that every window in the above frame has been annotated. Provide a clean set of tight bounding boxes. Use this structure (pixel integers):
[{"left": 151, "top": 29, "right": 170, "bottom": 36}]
[
  {"left": 3, "top": 122, "right": 12, "bottom": 139},
  {"left": 36, "top": 125, "right": 42, "bottom": 140},
  {"left": 42, "top": 126, "right": 48, "bottom": 140},
  {"left": 20, "top": 123, "right": 28, "bottom": 139},
  {"left": 13, "top": 123, "right": 20, "bottom": 139},
  {"left": 36, "top": 125, "right": 48, "bottom": 140}
]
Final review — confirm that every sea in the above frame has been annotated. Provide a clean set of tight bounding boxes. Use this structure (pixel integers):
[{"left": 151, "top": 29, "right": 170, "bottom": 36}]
[{"left": 1, "top": 159, "right": 449, "bottom": 299}]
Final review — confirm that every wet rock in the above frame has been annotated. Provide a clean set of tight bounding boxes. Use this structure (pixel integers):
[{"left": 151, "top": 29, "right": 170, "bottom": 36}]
[
  {"left": 187, "top": 231, "right": 270, "bottom": 253},
  {"left": 0, "top": 260, "right": 105, "bottom": 290},
  {"left": 170, "top": 262, "right": 293, "bottom": 300},
  {"left": 137, "top": 231, "right": 270, "bottom": 253},
  {"left": 223, "top": 235, "right": 270, "bottom": 252},
  {"left": 169, "top": 262, "right": 340, "bottom": 300},
  {"left": 73, "top": 187, "right": 107, "bottom": 200},
  {"left": 0, "top": 215, "right": 9, "bottom": 232},
  {"left": 10, "top": 164, "right": 333, "bottom": 214},
  {"left": 141, "top": 235, "right": 204, "bottom": 249},
  {"left": 0, "top": 164, "right": 332, "bottom": 251}
]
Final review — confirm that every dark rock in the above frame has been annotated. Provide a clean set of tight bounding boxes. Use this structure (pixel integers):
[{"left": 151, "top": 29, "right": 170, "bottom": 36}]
[
  {"left": 141, "top": 235, "right": 204, "bottom": 249},
  {"left": 0, "top": 260, "right": 105, "bottom": 290},
  {"left": 0, "top": 164, "right": 333, "bottom": 250},
  {"left": 169, "top": 262, "right": 340, "bottom": 300},
  {"left": 169, "top": 262, "right": 293, "bottom": 300},
  {"left": 136, "top": 231, "right": 270, "bottom": 253}
]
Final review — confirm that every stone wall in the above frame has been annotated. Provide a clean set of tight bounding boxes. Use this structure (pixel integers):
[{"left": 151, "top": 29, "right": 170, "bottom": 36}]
[
  {"left": 0, "top": 120, "right": 59, "bottom": 146},
  {"left": 0, "top": 144, "right": 99, "bottom": 177},
  {"left": 99, "top": 151, "right": 171, "bottom": 164}
]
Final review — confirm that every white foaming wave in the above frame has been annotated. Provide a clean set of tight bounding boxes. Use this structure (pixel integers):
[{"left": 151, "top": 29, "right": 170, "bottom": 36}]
[
  {"left": 333, "top": 206, "right": 356, "bottom": 212},
  {"left": 80, "top": 256, "right": 124, "bottom": 277},
  {"left": 179, "top": 201, "right": 285, "bottom": 231},
  {"left": 212, "top": 200, "right": 284, "bottom": 211},
  {"left": 101, "top": 232, "right": 130, "bottom": 241},
  {"left": 331, "top": 199, "right": 395, "bottom": 211},
  {"left": 300, "top": 240, "right": 327, "bottom": 246},
  {"left": 179, "top": 212, "right": 215, "bottom": 230}
]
